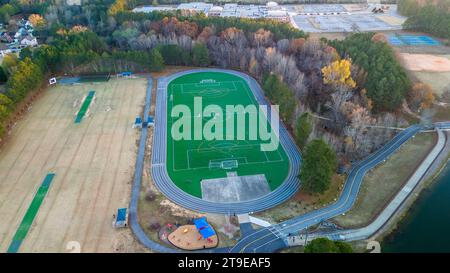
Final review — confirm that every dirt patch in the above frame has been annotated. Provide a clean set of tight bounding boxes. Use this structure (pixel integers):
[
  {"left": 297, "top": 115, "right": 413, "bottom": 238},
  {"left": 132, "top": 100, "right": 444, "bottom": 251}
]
[
  {"left": 332, "top": 132, "right": 436, "bottom": 228},
  {"left": 400, "top": 53, "right": 450, "bottom": 72}
]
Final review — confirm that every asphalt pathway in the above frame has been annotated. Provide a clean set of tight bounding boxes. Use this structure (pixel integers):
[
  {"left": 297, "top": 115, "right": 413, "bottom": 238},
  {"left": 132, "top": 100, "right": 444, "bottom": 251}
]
[{"left": 129, "top": 72, "right": 450, "bottom": 253}]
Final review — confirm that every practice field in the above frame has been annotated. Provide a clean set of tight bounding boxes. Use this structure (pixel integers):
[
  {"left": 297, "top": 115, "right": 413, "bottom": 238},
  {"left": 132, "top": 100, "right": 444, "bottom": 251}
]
[
  {"left": 166, "top": 72, "right": 290, "bottom": 198},
  {"left": 0, "top": 78, "right": 146, "bottom": 252}
]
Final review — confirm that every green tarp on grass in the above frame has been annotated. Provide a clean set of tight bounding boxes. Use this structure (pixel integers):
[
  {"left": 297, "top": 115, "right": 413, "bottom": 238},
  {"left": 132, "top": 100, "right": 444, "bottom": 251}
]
[
  {"left": 7, "top": 173, "right": 55, "bottom": 253},
  {"left": 75, "top": 91, "right": 95, "bottom": 123}
]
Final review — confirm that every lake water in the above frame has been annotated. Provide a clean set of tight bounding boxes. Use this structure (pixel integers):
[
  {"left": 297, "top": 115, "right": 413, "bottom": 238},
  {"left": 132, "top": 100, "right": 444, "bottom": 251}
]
[{"left": 382, "top": 163, "right": 450, "bottom": 252}]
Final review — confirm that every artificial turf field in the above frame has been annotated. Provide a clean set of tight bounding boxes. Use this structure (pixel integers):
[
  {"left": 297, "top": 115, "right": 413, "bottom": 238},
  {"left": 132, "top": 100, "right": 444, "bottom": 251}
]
[{"left": 166, "top": 72, "right": 289, "bottom": 198}]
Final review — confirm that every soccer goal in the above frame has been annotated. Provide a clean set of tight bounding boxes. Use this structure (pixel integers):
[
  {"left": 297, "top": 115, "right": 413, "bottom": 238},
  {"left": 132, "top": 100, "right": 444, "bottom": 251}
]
[
  {"left": 200, "top": 79, "right": 216, "bottom": 84},
  {"left": 208, "top": 160, "right": 238, "bottom": 170},
  {"left": 221, "top": 160, "right": 238, "bottom": 169}
]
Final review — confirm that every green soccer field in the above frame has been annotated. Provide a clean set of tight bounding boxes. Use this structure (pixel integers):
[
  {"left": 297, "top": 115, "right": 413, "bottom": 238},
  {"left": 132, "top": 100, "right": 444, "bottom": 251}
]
[{"left": 166, "top": 72, "right": 290, "bottom": 198}]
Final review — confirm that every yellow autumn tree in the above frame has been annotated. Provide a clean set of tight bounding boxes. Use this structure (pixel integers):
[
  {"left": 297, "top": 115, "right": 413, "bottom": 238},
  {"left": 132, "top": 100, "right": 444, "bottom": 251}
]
[
  {"left": 321, "top": 59, "right": 357, "bottom": 89},
  {"left": 2, "top": 53, "right": 18, "bottom": 75},
  {"left": 28, "top": 14, "right": 45, "bottom": 27},
  {"left": 108, "top": 0, "right": 128, "bottom": 16}
]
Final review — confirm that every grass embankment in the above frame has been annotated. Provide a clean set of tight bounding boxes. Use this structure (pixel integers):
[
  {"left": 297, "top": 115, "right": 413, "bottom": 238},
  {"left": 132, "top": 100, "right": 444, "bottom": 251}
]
[
  {"left": 333, "top": 132, "right": 436, "bottom": 228},
  {"left": 254, "top": 174, "right": 345, "bottom": 223},
  {"left": 432, "top": 105, "right": 450, "bottom": 122}
]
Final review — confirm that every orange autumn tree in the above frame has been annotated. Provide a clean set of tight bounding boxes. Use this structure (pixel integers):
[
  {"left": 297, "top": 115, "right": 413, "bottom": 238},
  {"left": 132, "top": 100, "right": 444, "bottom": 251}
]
[
  {"left": 408, "top": 82, "right": 435, "bottom": 112},
  {"left": 28, "top": 14, "right": 45, "bottom": 27},
  {"left": 70, "top": 25, "right": 89, "bottom": 33}
]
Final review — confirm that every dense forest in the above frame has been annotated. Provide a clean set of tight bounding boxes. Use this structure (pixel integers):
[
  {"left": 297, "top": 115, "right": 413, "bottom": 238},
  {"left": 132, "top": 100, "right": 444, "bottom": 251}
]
[
  {"left": 330, "top": 33, "right": 411, "bottom": 112},
  {"left": 398, "top": 0, "right": 450, "bottom": 40},
  {"left": 0, "top": 0, "right": 422, "bottom": 170}
]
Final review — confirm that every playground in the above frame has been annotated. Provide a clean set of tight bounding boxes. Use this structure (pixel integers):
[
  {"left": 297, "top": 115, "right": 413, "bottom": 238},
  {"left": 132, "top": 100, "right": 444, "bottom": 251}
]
[
  {"left": 167, "top": 218, "right": 218, "bottom": 250},
  {"left": 0, "top": 77, "right": 146, "bottom": 252},
  {"left": 166, "top": 72, "right": 290, "bottom": 199}
]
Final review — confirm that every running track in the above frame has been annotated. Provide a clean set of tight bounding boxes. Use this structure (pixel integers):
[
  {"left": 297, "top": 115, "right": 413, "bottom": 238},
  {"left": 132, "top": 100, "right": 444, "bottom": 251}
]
[
  {"left": 129, "top": 72, "right": 450, "bottom": 253},
  {"left": 151, "top": 69, "right": 302, "bottom": 214}
]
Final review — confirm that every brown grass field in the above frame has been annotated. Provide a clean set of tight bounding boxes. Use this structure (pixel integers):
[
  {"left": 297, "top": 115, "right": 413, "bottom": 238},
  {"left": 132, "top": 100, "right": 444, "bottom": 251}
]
[
  {"left": 333, "top": 132, "right": 436, "bottom": 228},
  {"left": 0, "top": 78, "right": 147, "bottom": 253}
]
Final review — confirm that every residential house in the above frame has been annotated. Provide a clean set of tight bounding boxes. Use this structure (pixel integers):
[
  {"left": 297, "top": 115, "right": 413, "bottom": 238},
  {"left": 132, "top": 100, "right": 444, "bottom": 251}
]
[{"left": 20, "top": 35, "right": 38, "bottom": 47}]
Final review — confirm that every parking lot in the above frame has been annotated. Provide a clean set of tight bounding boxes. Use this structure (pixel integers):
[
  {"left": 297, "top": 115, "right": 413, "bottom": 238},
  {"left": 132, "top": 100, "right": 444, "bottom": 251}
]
[{"left": 291, "top": 4, "right": 405, "bottom": 33}]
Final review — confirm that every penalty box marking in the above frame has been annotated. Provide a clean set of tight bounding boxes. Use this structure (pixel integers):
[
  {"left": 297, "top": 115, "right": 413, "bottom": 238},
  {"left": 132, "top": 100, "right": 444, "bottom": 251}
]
[
  {"left": 171, "top": 80, "right": 240, "bottom": 94},
  {"left": 172, "top": 144, "right": 283, "bottom": 171},
  {"left": 169, "top": 78, "right": 284, "bottom": 172}
]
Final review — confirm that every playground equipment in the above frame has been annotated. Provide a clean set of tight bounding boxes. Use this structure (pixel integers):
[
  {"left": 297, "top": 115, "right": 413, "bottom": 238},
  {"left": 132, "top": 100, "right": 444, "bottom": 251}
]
[{"left": 193, "top": 217, "right": 216, "bottom": 240}]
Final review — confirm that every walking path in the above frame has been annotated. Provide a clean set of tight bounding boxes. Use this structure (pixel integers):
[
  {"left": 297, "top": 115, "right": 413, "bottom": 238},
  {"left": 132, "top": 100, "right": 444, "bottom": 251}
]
[
  {"left": 310, "top": 129, "right": 448, "bottom": 243},
  {"left": 128, "top": 71, "right": 450, "bottom": 253}
]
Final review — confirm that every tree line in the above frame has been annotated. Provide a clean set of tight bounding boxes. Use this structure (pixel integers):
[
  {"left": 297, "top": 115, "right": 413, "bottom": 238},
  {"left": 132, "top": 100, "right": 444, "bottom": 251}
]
[
  {"left": 128, "top": 0, "right": 366, "bottom": 6},
  {"left": 398, "top": 0, "right": 450, "bottom": 40},
  {"left": 330, "top": 33, "right": 411, "bottom": 112},
  {"left": 0, "top": 3, "right": 416, "bottom": 195},
  {"left": 0, "top": 0, "right": 49, "bottom": 24}
]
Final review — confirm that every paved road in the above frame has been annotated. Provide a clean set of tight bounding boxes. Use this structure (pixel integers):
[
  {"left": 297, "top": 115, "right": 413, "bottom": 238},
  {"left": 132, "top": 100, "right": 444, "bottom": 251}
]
[
  {"left": 129, "top": 73, "right": 450, "bottom": 253},
  {"left": 230, "top": 123, "right": 450, "bottom": 253},
  {"left": 229, "top": 124, "right": 423, "bottom": 253},
  {"left": 128, "top": 77, "right": 229, "bottom": 253},
  {"left": 310, "top": 128, "right": 447, "bottom": 243},
  {"left": 128, "top": 78, "right": 178, "bottom": 253}
]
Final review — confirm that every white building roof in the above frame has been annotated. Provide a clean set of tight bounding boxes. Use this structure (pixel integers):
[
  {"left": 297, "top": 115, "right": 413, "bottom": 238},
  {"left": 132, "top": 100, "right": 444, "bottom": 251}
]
[
  {"left": 177, "top": 2, "right": 213, "bottom": 13},
  {"left": 267, "top": 1, "right": 279, "bottom": 8},
  {"left": 210, "top": 6, "right": 223, "bottom": 12},
  {"left": 133, "top": 6, "right": 176, "bottom": 13}
]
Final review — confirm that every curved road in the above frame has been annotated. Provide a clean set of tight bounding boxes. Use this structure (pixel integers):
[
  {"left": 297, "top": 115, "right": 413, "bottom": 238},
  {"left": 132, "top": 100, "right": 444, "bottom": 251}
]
[
  {"left": 129, "top": 73, "right": 450, "bottom": 253},
  {"left": 229, "top": 124, "right": 423, "bottom": 252}
]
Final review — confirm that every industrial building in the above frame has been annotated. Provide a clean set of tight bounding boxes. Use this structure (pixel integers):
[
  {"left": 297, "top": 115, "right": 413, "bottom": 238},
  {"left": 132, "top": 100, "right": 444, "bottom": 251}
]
[{"left": 133, "top": 2, "right": 289, "bottom": 22}]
